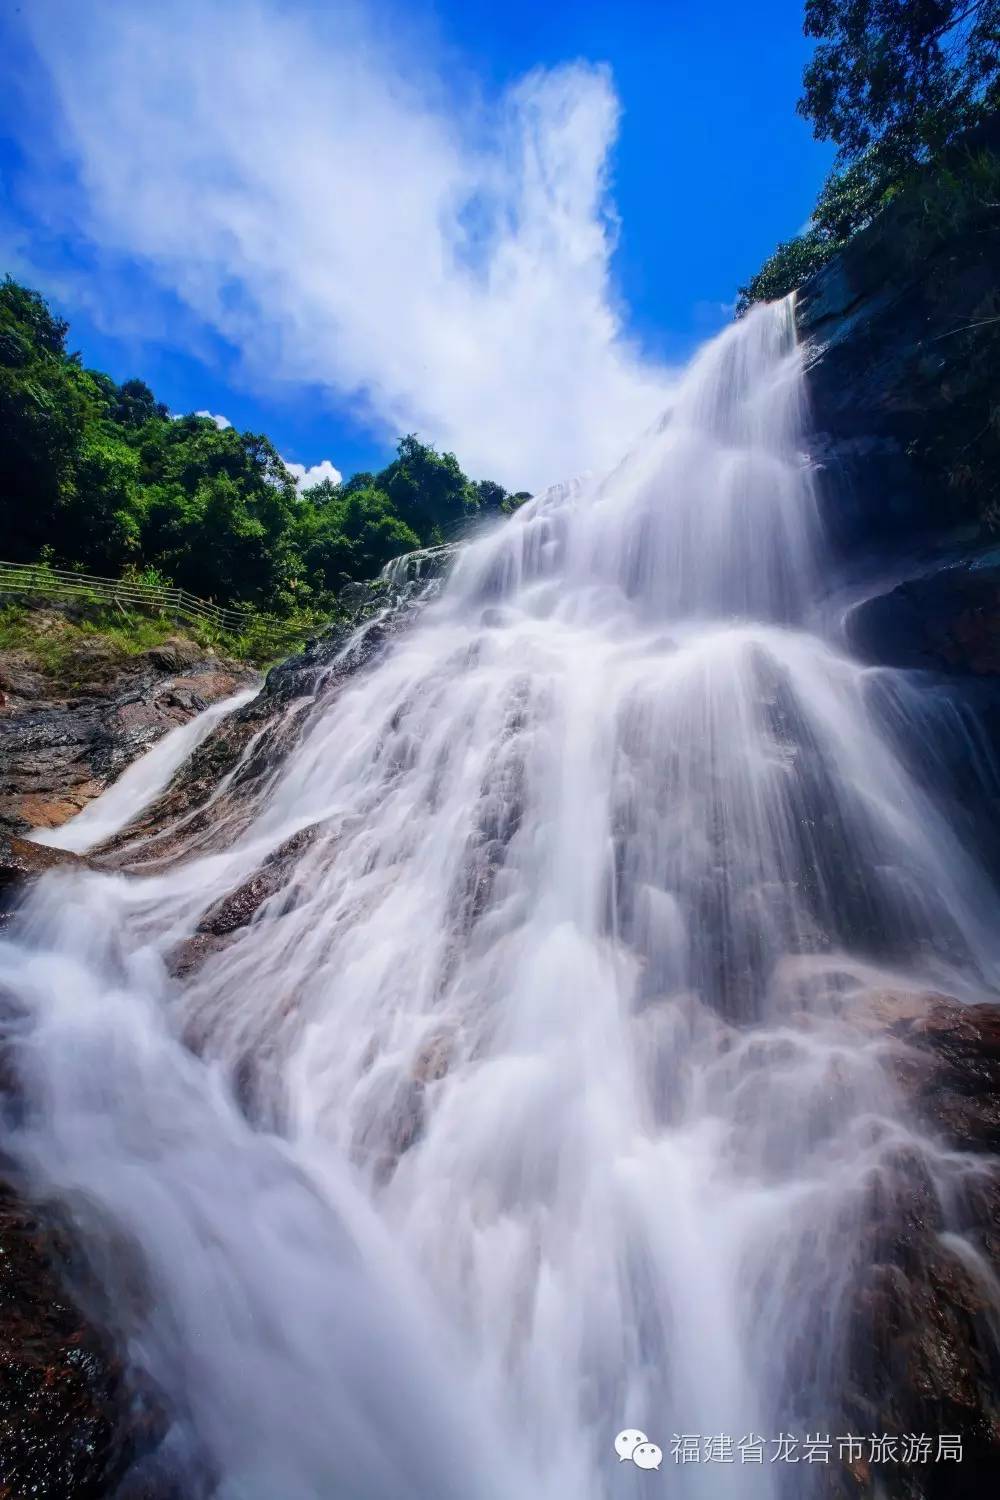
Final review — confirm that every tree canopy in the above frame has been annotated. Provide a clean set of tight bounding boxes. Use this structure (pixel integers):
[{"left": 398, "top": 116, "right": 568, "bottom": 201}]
[
  {"left": 738, "top": 0, "right": 1000, "bottom": 312},
  {"left": 800, "top": 0, "right": 999, "bottom": 166},
  {"left": 0, "top": 276, "right": 530, "bottom": 615}
]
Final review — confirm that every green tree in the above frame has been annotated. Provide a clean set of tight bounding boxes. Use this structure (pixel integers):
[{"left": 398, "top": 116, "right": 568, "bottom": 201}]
[
  {"left": 800, "top": 0, "right": 1000, "bottom": 167},
  {"left": 62, "top": 428, "right": 143, "bottom": 569},
  {"left": 0, "top": 277, "right": 93, "bottom": 558},
  {"left": 0, "top": 276, "right": 69, "bottom": 356},
  {"left": 739, "top": 1, "right": 1000, "bottom": 311},
  {"left": 376, "top": 434, "right": 478, "bottom": 541},
  {"left": 501, "top": 490, "right": 533, "bottom": 515},
  {"left": 137, "top": 418, "right": 300, "bottom": 605},
  {"left": 0, "top": 278, "right": 523, "bottom": 616},
  {"left": 113, "top": 377, "right": 169, "bottom": 428},
  {"left": 473, "top": 478, "right": 509, "bottom": 514},
  {"left": 295, "top": 480, "right": 421, "bottom": 590},
  {"left": 736, "top": 230, "right": 840, "bottom": 314}
]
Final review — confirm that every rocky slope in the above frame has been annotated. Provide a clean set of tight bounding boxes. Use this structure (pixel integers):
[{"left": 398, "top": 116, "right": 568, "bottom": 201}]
[
  {"left": 792, "top": 184, "right": 1000, "bottom": 1497},
  {"left": 0, "top": 562, "right": 452, "bottom": 1498},
  {"left": 0, "top": 607, "right": 259, "bottom": 1497},
  {"left": 796, "top": 116, "right": 1000, "bottom": 556},
  {"left": 0, "top": 606, "right": 259, "bottom": 839}
]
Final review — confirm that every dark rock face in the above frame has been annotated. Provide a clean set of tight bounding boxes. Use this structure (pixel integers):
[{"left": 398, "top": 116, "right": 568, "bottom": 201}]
[
  {"left": 847, "top": 559, "right": 1000, "bottom": 677},
  {"left": 0, "top": 633, "right": 259, "bottom": 838},
  {"left": 0, "top": 1184, "right": 134, "bottom": 1500},
  {"left": 796, "top": 127, "right": 1000, "bottom": 559},
  {"left": 0, "top": 830, "right": 91, "bottom": 883},
  {"left": 889, "top": 998, "right": 1000, "bottom": 1155},
  {"left": 828, "top": 995, "right": 1000, "bottom": 1499},
  {"left": 793, "top": 178, "right": 1000, "bottom": 1495},
  {"left": 0, "top": 833, "right": 92, "bottom": 925},
  {"left": 195, "top": 825, "right": 317, "bottom": 938}
]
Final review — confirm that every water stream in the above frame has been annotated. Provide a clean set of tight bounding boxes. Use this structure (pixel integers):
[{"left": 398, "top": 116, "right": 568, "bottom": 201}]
[
  {"left": 35, "top": 687, "right": 258, "bottom": 854},
  {"left": 2, "top": 299, "right": 998, "bottom": 1498}
]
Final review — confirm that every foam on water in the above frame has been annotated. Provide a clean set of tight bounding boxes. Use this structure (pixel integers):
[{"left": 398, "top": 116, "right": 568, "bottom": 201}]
[
  {"left": 3, "top": 299, "right": 999, "bottom": 1498},
  {"left": 36, "top": 687, "right": 257, "bottom": 854}
]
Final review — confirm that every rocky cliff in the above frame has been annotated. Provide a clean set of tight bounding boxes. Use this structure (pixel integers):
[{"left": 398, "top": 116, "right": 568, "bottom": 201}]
[
  {"left": 797, "top": 118, "right": 1000, "bottom": 556},
  {"left": 0, "top": 606, "right": 259, "bottom": 840},
  {"left": 792, "top": 176, "right": 1000, "bottom": 1498}
]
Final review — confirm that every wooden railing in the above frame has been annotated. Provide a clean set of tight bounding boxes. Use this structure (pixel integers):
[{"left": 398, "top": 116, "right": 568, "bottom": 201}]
[{"left": 0, "top": 560, "right": 254, "bottom": 634}]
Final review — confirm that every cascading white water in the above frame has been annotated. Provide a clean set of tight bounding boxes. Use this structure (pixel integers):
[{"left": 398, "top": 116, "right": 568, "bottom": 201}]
[
  {"left": 35, "top": 687, "right": 258, "bottom": 854},
  {"left": 2, "top": 299, "right": 999, "bottom": 1499}
]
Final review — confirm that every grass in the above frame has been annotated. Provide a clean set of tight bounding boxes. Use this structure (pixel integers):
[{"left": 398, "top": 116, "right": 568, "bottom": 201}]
[
  {"left": 0, "top": 597, "right": 326, "bottom": 685},
  {"left": 0, "top": 601, "right": 195, "bottom": 684}
]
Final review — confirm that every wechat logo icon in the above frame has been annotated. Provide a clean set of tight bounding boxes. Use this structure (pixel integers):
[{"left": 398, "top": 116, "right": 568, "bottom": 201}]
[{"left": 615, "top": 1430, "right": 663, "bottom": 1470}]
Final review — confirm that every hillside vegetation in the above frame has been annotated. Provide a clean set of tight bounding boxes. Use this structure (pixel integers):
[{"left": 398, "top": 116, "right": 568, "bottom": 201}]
[
  {"left": 738, "top": 0, "right": 999, "bottom": 311},
  {"left": 0, "top": 277, "right": 529, "bottom": 648}
]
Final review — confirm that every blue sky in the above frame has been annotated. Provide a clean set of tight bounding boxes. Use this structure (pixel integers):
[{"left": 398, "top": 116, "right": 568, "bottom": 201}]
[{"left": 0, "top": 0, "right": 832, "bottom": 490}]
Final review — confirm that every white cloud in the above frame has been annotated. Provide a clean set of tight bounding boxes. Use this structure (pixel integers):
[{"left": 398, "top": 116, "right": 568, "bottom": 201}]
[
  {"left": 20, "top": 0, "right": 674, "bottom": 491},
  {"left": 284, "top": 458, "right": 343, "bottom": 493},
  {"left": 195, "top": 410, "right": 232, "bottom": 429},
  {"left": 692, "top": 299, "right": 737, "bottom": 329}
]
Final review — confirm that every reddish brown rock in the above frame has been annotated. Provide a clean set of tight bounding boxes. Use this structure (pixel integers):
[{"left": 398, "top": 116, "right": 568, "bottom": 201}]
[
  {"left": 824, "top": 990, "right": 1000, "bottom": 1498},
  {"left": 0, "top": 628, "right": 259, "bottom": 839},
  {"left": 0, "top": 833, "right": 93, "bottom": 924}
]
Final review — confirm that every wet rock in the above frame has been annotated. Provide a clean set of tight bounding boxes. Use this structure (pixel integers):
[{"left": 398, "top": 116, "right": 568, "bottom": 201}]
[
  {"left": 411, "top": 1031, "right": 453, "bottom": 1084},
  {"left": 0, "top": 1183, "right": 168, "bottom": 1500},
  {"left": 847, "top": 562, "right": 1000, "bottom": 677},
  {"left": 0, "top": 834, "right": 92, "bottom": 925},
  {"left": 143, "top": 637, "right": 204, "bottom": 673},
  {"left": 886, "top": 999, "right": 1000, "bottom": 1155},
  {"left": 0, "top": 638, "right": 259, "bottom": 838},
  {"left": 843, "top": 987, "right": 944, "bottom": 1034},
  {"left": 796, "top": 119, "right": 1000, "bottom": 560},
  {"left": 195, "top": 825, "right": 318, "bottom": 937},
  {"left": 0, "top": 832, "right": 91, "bottom": 883},
  {"left": 825, "top": 989, "right": 1000, "bottom": 1496},
  {"left": 0, "top": 651, "right": 48, "bottom": 705},
  {"left": 198, "top": 871, "right": 275, "bottom": 936},
  {"left": 164, "top": 931, "right": 235, "bottom": 981},
  {"left": 94, "top": 711, "right": 270, "bottom": 868},
  {"left": 839, "top": 1241, "right": 1000, "bottom": 1499}
]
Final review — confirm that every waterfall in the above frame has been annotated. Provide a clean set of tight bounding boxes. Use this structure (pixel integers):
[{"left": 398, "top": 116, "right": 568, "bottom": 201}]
[
  {"left": 35, "top": 687, "right": 258, "bottom": 854},
  {"left": 2, "top": 299, "right": 998, "bottom": 1499}
]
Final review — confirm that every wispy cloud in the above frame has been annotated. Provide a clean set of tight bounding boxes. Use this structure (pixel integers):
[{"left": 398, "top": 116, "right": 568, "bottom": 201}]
[
  {"left": 195, "top": 410, "right": 232, "bottom": 430},
  {"left": 691, "top": 299, "right": 737, "bottom": 330},
  {"left": 18, "top": 0, "right": 672, "bottom": 490},
  {"left": 284, "top": 458, "right": 343, "bottom": 492}
]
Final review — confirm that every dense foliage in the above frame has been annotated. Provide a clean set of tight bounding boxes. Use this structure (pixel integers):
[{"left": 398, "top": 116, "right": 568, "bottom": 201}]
[
  {"left": 801, "top": 0, "right": 1000, "bottom": 163},
  {"left": 0, "top": 277, "right": 529, "bottom": 616},
  {"left": 738, "top": 0, "right": 1000, "bottom": 311}
]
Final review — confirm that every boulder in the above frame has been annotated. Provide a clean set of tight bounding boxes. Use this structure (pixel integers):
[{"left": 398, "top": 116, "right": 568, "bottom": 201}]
[
  {"left": 847, "top": 561, "right": 1000, "bottom": 677},
  {"left": 0, "top": 646, "right": 259, "bottom": 838},
  {"left": 0, "top": 833, "right": 92, "bottom": 924},
  {"left": 0, "top": 1184, "right": 165, "bottom": 1500},
  {"left": 825, "top": 990, "right": 1000, "bottom": 1497}
]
